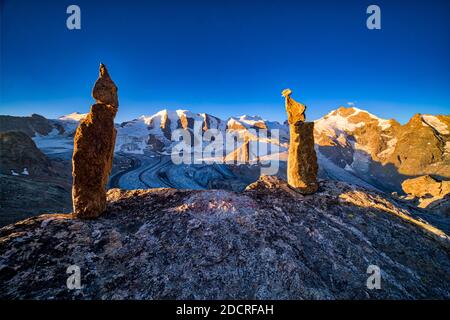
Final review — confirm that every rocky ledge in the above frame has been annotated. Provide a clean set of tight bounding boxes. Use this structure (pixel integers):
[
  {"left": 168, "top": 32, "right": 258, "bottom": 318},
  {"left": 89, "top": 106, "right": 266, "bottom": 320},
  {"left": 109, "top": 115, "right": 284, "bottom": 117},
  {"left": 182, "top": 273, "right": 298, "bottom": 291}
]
[{"left": 0, "top": 176, "right": 449, "bottom": 299}]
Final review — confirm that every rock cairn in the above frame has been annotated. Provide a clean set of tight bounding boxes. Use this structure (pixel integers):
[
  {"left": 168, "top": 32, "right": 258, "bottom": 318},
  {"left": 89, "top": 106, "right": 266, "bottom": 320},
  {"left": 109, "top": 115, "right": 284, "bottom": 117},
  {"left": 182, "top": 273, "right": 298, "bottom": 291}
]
[
  {"left": 282, "top": 88, "right": 318, "bottom": 194},
  {"left": 72, "top": 64, "right": 118, "bottom": 218}
]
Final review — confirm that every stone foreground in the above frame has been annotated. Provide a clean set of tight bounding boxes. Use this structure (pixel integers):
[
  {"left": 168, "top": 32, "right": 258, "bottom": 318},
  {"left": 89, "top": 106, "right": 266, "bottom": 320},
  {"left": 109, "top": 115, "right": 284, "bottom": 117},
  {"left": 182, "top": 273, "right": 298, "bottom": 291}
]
[{"left": 0, "top": 177, "right": 449, "bottom": 299}]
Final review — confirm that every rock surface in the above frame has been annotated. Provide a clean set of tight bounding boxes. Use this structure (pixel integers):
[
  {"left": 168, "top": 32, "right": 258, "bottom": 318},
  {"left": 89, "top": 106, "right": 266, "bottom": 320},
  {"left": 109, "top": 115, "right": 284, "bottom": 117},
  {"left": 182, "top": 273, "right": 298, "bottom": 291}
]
[
  {"left": 315, "top": 107, "right": 450, "bottom": 193},
  {"left": 0, "top": 131, "right": 72, "bottom": 226},
  {"left": 402, "top": 175, "right": 450, "bottom": 198},
  {"left": 402, "top": 175, "right": 450, "bottom": 209},
  {"left": 287, "top": 122, "right": 319, "bottom": 193},
  {"left": 0, "top": 131, "right": 52, "bottom": 176},
  {"left": 72, "top": 64, "right": 118, "bottom": 219},
  {"left": 92, "top": 64, "right": 119, "bottom": 107},
  {"left": 282, "top": 88, "right": 306, "bottom": 124},
  {"left": 0, "top": 176, "right": 449, "bottom": 299},
  {"left": 0, "top": 114, "right": 57, "bottom": 137},
  {"left": 284, "top": 89, "right": 318, "bottom": 194}
]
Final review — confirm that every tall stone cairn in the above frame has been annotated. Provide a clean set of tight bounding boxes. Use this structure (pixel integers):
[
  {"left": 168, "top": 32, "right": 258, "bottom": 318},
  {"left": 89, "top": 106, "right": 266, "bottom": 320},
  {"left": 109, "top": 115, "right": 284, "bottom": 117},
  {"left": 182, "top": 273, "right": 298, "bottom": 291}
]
[
  {"left": 72, "top": 64, "right": 119, "bottom": 218},
  {"left": 282, "top": 88, "right": 318, "bottom": 194}
]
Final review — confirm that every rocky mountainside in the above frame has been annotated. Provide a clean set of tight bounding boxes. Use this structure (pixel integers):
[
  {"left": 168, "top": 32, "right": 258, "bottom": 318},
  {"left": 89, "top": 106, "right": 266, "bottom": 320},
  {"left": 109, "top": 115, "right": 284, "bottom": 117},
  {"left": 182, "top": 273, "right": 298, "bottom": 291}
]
[
  {"left": 0, "top": 132, "right": 72, "bottom": 226},
  {"left": 315, "top": 107, "right": 450, "bottom": 192},
  {"left": 1, "top": 107, "right": 448, "bottom": 194},
  {"left": 0, "top": 131, "right": 53, "bottom": 176},
  {"left": 0, "top": 114, "right": 59, "bottom": 137},
  {"left": 0, "top": 176, "right": 448, "bottom": 299}
]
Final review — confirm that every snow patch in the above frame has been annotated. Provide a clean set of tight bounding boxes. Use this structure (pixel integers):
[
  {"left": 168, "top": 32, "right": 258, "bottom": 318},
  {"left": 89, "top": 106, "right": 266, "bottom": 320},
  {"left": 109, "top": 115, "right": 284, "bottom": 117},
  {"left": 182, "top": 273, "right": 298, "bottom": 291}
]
[
  {"left": 422, "top": 115, "right": 449, "bottom": 135},
  {"left": 59, "top": 112, "right": 87, "bottom": 122}
]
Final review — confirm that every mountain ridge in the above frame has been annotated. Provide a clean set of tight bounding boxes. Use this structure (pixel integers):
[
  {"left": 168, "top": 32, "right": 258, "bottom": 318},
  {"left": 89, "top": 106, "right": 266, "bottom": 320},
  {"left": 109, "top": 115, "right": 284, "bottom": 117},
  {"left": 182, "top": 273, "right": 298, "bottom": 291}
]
[{"left": 1, "top": 107, "right": 449, "bottom": 195}]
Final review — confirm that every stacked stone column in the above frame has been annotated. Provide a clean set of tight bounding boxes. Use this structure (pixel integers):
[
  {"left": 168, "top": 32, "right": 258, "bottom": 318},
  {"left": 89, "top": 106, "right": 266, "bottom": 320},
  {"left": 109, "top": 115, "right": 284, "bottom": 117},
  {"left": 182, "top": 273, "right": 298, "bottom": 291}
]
[
  {"left": 72, "top": 64, "right": 118, "bottom": 218},
  {"left": 282, "top": 89, "right": 318, "bottom": 194}
]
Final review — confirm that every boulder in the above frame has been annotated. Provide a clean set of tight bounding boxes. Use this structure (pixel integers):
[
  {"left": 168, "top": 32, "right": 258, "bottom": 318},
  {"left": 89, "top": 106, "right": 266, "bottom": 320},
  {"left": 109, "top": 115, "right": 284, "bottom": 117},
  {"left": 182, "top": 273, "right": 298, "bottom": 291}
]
[{"left": 402, "top": 175, "right": 449, "bottom": 198}]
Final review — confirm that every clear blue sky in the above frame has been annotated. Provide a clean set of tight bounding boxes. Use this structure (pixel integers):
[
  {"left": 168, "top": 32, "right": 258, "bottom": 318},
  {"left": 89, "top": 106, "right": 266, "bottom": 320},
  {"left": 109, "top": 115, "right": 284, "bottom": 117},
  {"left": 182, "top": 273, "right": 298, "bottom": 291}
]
[{"left": 1, "top": 0, "right": 449, "bottom": 123}]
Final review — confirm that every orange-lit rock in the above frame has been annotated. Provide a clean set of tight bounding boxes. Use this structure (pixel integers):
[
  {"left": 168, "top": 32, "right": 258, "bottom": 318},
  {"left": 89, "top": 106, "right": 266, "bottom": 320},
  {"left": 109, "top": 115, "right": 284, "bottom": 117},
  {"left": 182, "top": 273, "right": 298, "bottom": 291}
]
[
  {"left": 72, "top": 64, "right": 118, "bottom": 219},
  {"left": 283, "top": 89, "right": 318, "bottom": 194}
]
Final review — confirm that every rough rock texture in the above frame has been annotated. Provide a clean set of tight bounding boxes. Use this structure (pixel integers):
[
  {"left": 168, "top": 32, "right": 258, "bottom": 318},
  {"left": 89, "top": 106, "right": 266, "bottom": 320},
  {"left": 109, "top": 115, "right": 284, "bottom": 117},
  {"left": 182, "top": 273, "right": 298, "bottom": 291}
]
[
  {"left": 282, "top": 88, "right": 306, "bottom": 123},
  {"left": 0, "top": 173, "right": 72, "bottom": 227},
  {"left": 288, "top": 122, "right": 319, "bottom": 193},
  {"left": 0, "top": 114, "right": 56, "bottom": 137},
  {"left": 0, "top": 131, "right": 52, "bottom": 176},
  {"left": 72, "top": 64, "right": 118, "bottom": 219},
  {"left": 0, "top": 131, "right": 72, "bottom": 226},
  {"left": 92, "top": 64, "right": 119, "bottom": 107},
  {"left": 1, "top": 176, "right": 449, "bottom": 299},
  {"left": 426, "top": 194, "right": 450, "bottom": 217},
  {"left": 315, "top": 107, "right": 450, "bottom": 193},
  {"left": 284, "top": 89, "right": 318, "bottom": 194},
  {"left": 402, "top": 175, "right": 450, "bottom": 209},
  {"left": 402, "top": 175, "right": 450, "bottom": 198}
]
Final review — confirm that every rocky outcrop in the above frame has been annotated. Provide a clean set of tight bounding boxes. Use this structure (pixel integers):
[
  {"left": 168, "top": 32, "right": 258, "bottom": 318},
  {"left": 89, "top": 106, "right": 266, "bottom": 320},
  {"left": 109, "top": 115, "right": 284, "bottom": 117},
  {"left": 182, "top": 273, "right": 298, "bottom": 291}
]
[
  {"left": 92, "top": 64, "right": 119, "bottom": 107},
  {"left": 283, "top": 89, "right": 318, "bottom": 194},
  {"left": 402, "top": 175, "right": 450, "bottom": 209},
  {"left": 0, "top": 131, "right": 72, "bottom": 226},
  {"left": 0, "top": 114, "right": 57, "bottom": 137},
  {"left": 0, "top": 173, "right": 72, "bottom": 227},
  {"left": 391, "top": 114, "right": 450, "bottom": 178},
  {"left": 0, "top": 131, "right": 52, "bottom": 176},
  {"left": 314, "top": 107, "right": 450, "bottom": 193},
  {"left": 402, "top": 175, "right": 450, "bottom": 198},
  {"left": 0, "top": 176, "right": 449, "bottom": 299},
  {"left": 72, "top": 64, "right": 118, "bottom": 219}
]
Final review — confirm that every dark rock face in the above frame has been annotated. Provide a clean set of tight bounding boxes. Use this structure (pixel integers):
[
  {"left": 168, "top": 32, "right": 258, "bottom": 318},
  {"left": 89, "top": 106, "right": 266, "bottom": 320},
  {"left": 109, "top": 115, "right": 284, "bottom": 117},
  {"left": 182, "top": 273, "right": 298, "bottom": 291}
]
[
  {"left": 0, "top": 131, "right": 72, "bottom": 226},
  {"left": 0, "top": 177, "right": 448, "bottom": 299},
  {"left": 72, "top": 64, "right": 118, "bottom": 219},
  {"left": 0, "top": 114, "right": 55, "bottom": 137},
  {"left": 0, "top": 131, "right": 52, "bottom": 176},
  {"left": 0, "top": 174, "right": 72, "bottom": 227}
]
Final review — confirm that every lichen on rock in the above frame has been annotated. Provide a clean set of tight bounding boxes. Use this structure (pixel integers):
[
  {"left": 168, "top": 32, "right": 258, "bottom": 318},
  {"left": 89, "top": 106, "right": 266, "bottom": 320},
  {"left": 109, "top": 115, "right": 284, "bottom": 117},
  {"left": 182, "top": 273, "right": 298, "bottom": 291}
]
[{"left": 1, "top": 176, "right": 449, "bottom": 299}]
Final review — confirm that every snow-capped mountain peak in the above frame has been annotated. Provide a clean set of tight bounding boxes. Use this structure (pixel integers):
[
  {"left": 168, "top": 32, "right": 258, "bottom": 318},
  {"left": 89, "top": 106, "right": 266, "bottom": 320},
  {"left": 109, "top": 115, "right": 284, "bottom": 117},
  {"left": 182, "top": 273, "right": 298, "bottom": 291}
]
[{"left": 58, "top": 112, "right": 88, "bottom": 122}]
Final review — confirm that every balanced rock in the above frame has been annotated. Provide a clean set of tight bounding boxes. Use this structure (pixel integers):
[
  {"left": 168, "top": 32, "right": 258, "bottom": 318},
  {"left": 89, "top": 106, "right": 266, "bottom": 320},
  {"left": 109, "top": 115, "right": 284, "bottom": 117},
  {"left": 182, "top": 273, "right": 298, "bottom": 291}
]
[
  {"left": 92, "top": 64, "right": 119, "bottom": 108},
  {"left": 72, "top": 64, "right": 118, "bottom": 219},
  {"left": 282, "top": 89, "right": 318, "bottom": 194}
]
